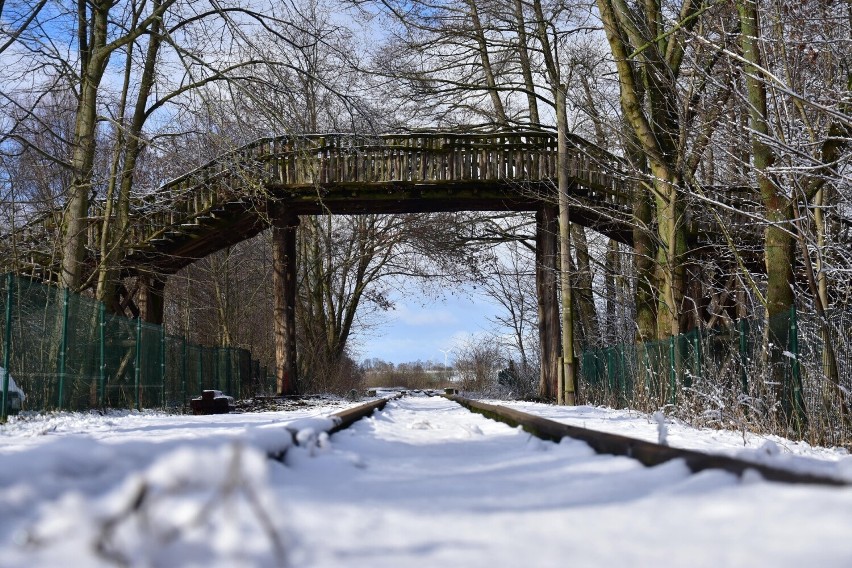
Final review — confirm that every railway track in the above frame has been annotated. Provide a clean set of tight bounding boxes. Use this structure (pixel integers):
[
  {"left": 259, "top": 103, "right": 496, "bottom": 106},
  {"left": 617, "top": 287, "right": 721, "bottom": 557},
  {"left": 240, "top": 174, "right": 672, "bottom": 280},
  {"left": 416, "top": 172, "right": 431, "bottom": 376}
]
[
  {"left": 5, "top": 391, "right": 852, "bottom": 566},
  {"left": 316, "top": 391, "right": 848, "bottom": 487}
]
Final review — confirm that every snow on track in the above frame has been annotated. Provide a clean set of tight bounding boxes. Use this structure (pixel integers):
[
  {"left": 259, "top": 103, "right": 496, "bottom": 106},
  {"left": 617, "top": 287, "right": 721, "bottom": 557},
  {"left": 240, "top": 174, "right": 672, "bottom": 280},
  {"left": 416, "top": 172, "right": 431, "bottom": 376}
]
[
  {"left": 1, "top": 395, "right": 852, "bottom": 566},
  {"left": 281, "top": 396, "right": 852, "bottom": 567}
]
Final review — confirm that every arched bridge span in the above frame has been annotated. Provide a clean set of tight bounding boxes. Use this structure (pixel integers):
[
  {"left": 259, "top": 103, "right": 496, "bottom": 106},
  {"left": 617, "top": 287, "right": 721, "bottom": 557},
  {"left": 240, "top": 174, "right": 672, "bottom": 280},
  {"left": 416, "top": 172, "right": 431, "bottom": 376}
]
[{"left": 8, "top": 131, "right": 632, "bottom": 279}]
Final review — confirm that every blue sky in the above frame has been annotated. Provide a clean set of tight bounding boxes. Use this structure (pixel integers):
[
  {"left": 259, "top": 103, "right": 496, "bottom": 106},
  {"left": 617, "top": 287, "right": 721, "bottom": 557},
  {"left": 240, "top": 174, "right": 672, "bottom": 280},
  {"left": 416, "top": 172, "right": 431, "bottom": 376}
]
[{"left": 353, "top": 288, "right": 504, "bottom": 365}]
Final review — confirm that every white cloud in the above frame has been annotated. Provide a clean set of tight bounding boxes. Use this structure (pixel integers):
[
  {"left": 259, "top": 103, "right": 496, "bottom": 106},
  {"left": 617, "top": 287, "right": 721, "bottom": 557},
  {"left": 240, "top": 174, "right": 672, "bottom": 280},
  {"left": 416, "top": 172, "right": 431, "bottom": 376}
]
[{"left": 390, "top": 303, "right": 459, "bottom": 326}]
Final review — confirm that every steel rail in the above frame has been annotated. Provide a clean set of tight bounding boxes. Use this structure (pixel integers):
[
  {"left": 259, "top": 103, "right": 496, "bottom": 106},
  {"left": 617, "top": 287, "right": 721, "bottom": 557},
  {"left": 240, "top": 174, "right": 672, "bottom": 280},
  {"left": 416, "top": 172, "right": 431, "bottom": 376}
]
[
  {"left": 446, "top": 394, "right": 848, "bottom": 487},
  {"left": 263, "top": 394, "right": 401, "bottom": 462},
  {"left": 326, "top": 394, "right": 401, "bottom": 435}
]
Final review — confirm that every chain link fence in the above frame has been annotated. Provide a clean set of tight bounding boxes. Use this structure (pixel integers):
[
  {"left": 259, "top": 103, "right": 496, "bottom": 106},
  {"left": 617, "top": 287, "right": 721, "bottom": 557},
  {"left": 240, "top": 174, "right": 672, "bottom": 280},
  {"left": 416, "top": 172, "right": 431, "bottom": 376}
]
[
  {"left": 578, "top": 306, "right": 852, "bottom": 446},
  {"left": 0, "top": 273, "right": 264, "bottom": 418}
]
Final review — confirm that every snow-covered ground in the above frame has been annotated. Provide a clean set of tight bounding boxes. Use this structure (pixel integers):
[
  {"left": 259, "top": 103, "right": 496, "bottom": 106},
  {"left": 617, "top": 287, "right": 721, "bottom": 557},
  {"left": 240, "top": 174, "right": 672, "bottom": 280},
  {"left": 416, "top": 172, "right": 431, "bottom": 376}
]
[{"left": 2, "top": 394, "right": 852, "bottom": 567}]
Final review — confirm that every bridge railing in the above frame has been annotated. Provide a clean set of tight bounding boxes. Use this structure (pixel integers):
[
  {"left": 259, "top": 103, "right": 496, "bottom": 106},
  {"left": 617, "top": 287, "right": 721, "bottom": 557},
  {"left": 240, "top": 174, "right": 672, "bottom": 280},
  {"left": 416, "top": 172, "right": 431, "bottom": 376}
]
[{"left": 254, "top": 131, "right": 625, "bottom": 187}]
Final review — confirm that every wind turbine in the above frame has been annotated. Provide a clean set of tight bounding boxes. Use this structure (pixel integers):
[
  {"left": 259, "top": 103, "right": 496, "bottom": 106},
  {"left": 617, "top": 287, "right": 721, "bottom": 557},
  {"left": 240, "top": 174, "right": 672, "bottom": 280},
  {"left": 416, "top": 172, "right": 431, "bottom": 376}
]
[{"left": 438, "top": 348, "right": 452, "bottom": 369}]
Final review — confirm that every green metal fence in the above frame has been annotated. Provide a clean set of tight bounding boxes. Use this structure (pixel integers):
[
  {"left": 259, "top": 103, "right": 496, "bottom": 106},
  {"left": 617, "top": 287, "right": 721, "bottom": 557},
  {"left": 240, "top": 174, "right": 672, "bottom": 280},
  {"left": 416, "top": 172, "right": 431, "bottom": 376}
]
[
  {"left": 578, "top": 306, "right": 852, "bottom": 444},
  {"left": 0, "top": 273, "right": 256, "bottom": 418}
]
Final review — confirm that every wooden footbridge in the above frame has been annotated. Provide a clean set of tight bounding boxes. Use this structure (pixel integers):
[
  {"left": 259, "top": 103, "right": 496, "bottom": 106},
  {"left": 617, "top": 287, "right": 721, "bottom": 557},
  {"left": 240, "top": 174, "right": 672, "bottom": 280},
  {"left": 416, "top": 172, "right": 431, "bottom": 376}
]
[
  {"left": 5, "top": 131, "right": 635, "bottom": 278},
  {"left": 0, "top": 130, "right": 757, "bottom": 394}
]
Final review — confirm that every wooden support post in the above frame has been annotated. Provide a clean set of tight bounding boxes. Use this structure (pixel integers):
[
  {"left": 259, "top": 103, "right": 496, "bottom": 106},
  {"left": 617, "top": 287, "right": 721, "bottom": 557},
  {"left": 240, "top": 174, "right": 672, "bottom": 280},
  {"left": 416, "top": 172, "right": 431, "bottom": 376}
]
[
  {"left": 138, "top": 274, "right": 166, "bottom": 325},
  {"left": 273, "top": 208, "right": 299, "bottom": 396},
  {"left": 536, "top": 205, "right": 560, "bottom": 400}
]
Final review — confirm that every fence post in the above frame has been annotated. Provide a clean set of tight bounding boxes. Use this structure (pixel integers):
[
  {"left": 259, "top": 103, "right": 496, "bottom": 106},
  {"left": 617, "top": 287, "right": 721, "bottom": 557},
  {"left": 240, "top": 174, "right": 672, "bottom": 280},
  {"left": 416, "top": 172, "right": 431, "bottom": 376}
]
[
  {"left": 181, "top": 337, "right": 187, "bottom": 412},
  {"left": 738, "top": 319, "right": 749, "bottom": 394},
  {"left": 691, "top": 330, "right": 701, "bottom": 386},
  {"left": 789, "top": 305, "right": 806, "bottom": 427},
  {"left": 98, "top": 302, "right": 105, "bottom": 408},
  {"left": 669, "top": 336, "right": 676, "bottom": 405},
  {"left": 2, "top": 273, "right": 13, "bottom": 421},
  {"left": 215, "top": 348, "right": 221, "bottom": 392},
  {"left": 197, "top": 347, "right": 203, "bottom": 395},
  {"left": 160, "top": 325, "right": 166, "bottom": 409},
  {"left": 134, "top": 317, "right": 142, "bottom": 411},
  {"left": 57, "top": 287, "right": 70, "bottom": 410},
  {"left": 590, "top": 351, "right": 598, "bottom": 385},
  {"left": 606, "top": 348, "right": 615, "bottom": 393},
  {"left": 226, "top": 347, "right": 233, "bottom": 397}
]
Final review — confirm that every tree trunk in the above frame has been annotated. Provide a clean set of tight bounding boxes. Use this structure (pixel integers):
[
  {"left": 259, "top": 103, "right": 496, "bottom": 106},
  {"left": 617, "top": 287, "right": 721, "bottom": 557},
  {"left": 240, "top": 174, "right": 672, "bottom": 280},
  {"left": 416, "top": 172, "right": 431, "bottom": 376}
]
[
  {"left": 536, "top": 205, "right": 560, "bottom": 399},
  {"left": 62, "top": 0, "right": 173, "bottom": 290},
  {"left": 572, "top": 224, "right": 600, "bottom": 348},
  {"left": 97, "top": 0, "right": 163, "bottom": 308},
  {"left": 813, "top": 188, "right": 839, "bottom": 385},
  {"left": 466, "top": 0, "right": 508, "bottom": 126},
  {"left": 61, "top": 6, "right": 110, "bottom": 290},
  {"left": 596, "top": 0, "right": 697, "bottom": 341},
  {"left": 557, "top": 87, "right": 575, "bottom": 405},
  {"left": 138, "top": 274, "right": 166, "bottom": 325},
  {"left": 513, "top": 0, "right": 539, "bottom": 125},
  {"left": 96, "top": 10, "right": 138, "bottom": 310},
  {"left": 625, "top": 127, "right": 656, "bottom": 343},
  {"left": 654, "top": 178, "right": 687, "bottom": 338},
  {"left": 605, "top": 239, "right": 618, "bottom": 343},
  {"left": 737, "top": 0, "right": 803, "bottom": 428}
]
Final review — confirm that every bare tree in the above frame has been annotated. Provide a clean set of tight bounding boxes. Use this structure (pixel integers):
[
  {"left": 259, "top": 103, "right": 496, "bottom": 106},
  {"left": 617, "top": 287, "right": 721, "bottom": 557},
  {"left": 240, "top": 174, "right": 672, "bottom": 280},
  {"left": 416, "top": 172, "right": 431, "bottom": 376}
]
[{"left": 479, "top": 236, "right": 538, "bottom": 376}]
